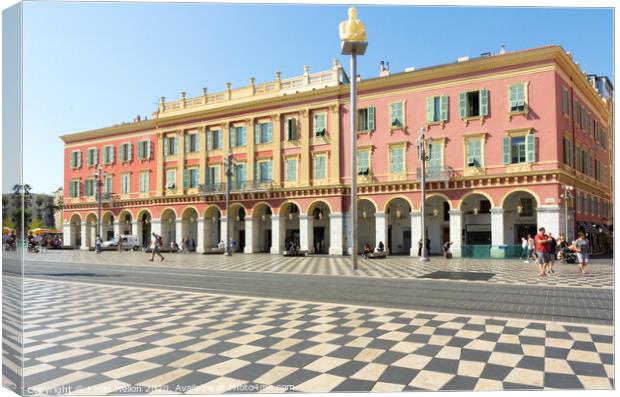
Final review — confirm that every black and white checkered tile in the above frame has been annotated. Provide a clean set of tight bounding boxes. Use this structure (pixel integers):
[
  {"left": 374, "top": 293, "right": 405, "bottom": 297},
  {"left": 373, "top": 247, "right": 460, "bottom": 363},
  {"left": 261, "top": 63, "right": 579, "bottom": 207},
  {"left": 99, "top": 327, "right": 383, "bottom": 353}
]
[
  {"left": 23, "top": 250, "right": 614, "bottom": 289},
  {"left": 4, "top": 276, "right": 613, "bottom": 394}
]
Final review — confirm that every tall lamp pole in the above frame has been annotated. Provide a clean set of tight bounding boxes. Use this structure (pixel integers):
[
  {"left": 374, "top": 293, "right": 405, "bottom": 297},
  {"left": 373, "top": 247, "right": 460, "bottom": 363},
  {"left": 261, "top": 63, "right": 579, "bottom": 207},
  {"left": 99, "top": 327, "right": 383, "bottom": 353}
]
[
  {"left": 561, "top": 185, "right": 574, "bottom": 241},
  {"left": 223, "top": 152, "right": 233, "bottom": 256},
  {"left": 416, "top": 127, "right": 432, "bottom": 262},
  {"left": 340, "top": 7, "right": 367, "bottom": 271}
]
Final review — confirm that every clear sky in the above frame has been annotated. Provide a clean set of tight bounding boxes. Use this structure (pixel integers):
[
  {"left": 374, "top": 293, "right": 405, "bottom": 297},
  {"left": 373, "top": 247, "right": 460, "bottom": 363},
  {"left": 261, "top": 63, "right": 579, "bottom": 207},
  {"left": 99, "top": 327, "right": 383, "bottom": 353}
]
[{"left": 21, "top": 2, "right": 613, "bottom": 194}]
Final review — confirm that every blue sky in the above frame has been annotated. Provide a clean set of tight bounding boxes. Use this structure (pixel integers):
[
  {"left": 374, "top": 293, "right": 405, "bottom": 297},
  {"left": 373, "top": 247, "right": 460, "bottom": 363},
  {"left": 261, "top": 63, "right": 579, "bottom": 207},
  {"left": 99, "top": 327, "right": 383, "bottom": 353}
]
[{"left": 22, "top": 2, "right": 613, "bottom": 194}]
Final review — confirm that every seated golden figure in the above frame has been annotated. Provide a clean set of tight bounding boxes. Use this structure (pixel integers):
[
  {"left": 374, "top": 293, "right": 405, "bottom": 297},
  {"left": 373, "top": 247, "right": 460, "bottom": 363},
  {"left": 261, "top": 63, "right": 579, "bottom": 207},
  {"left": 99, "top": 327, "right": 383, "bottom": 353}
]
[{"left": 339, "top": 7, "right": 367, "bottom": 42}]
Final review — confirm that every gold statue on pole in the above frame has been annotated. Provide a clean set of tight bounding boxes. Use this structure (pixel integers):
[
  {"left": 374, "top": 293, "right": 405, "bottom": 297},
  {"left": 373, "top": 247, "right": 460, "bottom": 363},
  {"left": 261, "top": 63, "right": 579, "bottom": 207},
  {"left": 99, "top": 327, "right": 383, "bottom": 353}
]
[{"left": 339, "top": 7, "right": 367, "bottom": 42}]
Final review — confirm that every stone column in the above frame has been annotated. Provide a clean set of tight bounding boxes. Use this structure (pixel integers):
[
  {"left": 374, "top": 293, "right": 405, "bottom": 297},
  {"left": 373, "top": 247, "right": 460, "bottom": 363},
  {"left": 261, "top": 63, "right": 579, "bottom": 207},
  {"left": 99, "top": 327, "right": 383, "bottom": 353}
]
[
  {"left": 374, "top": 212, "right": 388, "bottom": 253},
  {"left": 490, "top": 208, "right": 505, "bottom": 258},
  {"left": 410, "top": 211, "right": 422, "bottom": 256},
  {"left": 329, "top": 104, "right": 341, "bottom": 185},
  {"left": 329, "top": 212, "right": 344, "bottom": 255},
  {"left": 449, "top": 209, "right": 463, "bottom": 257},
  {"left": 156, "top": 133, "right": 164, "bottom": 196},
  {"left": 220, "top": 218, "right": 229, "bottom": 249},
  {"left": 80, "top": 223, "right": 89, "bottom": 250},
  {"left": 150, "top": 219, "right": 162, "bottom": 238},
  {"left": 243, "top": 217, "right": 255, "bottom": 253},
  {"left": 299, "top": 214, "right": 309, "bottom": 252},
  {"left": 175, "top": 219, "right": 183, "bottom": 244},
  {"left": 113, "top": 221, "right": 121, "bottom": 237},
  {"left": 270, "top": 215, "right": 282, "bottom": 254},
  {"left": 196, "top": 218, "right": 205, "bottom": 253},
  {"left": 536, "top": 205, "right": 561, "bottom": 237},
  {"left": 63, "top": 222, "right": 73, "bottom": 247}
]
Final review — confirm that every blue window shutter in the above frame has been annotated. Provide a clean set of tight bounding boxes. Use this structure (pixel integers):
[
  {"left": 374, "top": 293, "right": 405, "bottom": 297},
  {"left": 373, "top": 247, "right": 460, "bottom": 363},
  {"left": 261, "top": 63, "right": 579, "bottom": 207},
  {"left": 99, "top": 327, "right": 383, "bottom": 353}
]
[
  {"left": 426, "top": 97, "right": 434, "bottom": 122},
  {"left": 526, "top": 134, "right": 535, "bottom": 163},
  {"left": 183, "top": 169, "right": 188, "bottom": 189},
  {"left": 163, "top": 137, "right": 169, "bottom": 156},
  {"left": 440, "top": 95, "right": 448, "bottom": 121},
  {"left": 459, "top": 92, "right": 466, "bottom": 118},
  {"left": 137, "top": 142, "right": 143, "bottom": 159},
  {"left": 480, "top": 89, "right": 489, "bottom": 116},
  {"left": 502, "top": 137, "right": 510, "bottom": 164},
  {"left": 368, "top": 106, "right": 375, "bottom": 131}
]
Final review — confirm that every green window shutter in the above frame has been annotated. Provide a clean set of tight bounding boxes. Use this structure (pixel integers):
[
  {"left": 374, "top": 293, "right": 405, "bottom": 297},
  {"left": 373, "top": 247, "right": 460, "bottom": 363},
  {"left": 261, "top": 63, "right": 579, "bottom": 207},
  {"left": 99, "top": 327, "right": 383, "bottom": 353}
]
[
  {"left": 68, "top": 182, "right": 74, "bottom": 197},
  {"left": 526, "top": 134, "right": 535, "bottom": 163},
  {"left": 173, "top": 137, "right": 178, "bottom": 154},
  {"left": 509, "top": 85, "right": 516, "bottom": 110},
  {"left": 92, "top": 149, "right": 97, "bottom": 165},
  {"left": 480, "top": 89, "right": 489, "bottom": 116},
  {"left": 148, "top": 141, "right": 153, "bottom": 159},
  {"left": 137, "top": 142, "right": 143, "bottom": 159},
  {"left": 70, "top": 152, "right": 75, "bottom": 168},
  {"left": 459, "top": 92, "right": 466, "bottom": 118},
  {"left": 184, "top": 134, "right": 190, "bottom": 153},
  {"left": 230, "top": 128, "right": 235, "bottom": 147},
  {"left": 86, "top": 150, "right": 91, "bottom": 166},
  {"left": 440, "top": 95, "right": 448, "bottom": 121},
  {"left": 163, "top": 138, "right": 169, "bottom": 156},
  {"left": 183, "top": 169, "right": 188, "bottom": 189},
  {"left": 502, "top": 136, "right": 511, "bottom": 164},
  {"left": 77, "top": 151, "right": 82, "bottom": 168},
  {"left": 368, "top": 106, "right": 375, "bottom": 131},
  {"left": 128, "top": 143, "right": 133, "bottom": 161},
  {"left": 267, "top": 122, "right": 272, "bottom": 142},
  {"left": 254, "top": 123, "right": 260, "bottom": 144},
  {"left": 196, "top": 134, "right": 200, "bottom": 151},
  {"left": 242, "top": 126, "right": 247, "bottom": 146},
  {"left": 426, "top": 97, "right": 434, "bottom": 122},
  {"left": 207, "top": 130, "right": 212, "bottom": 150}
]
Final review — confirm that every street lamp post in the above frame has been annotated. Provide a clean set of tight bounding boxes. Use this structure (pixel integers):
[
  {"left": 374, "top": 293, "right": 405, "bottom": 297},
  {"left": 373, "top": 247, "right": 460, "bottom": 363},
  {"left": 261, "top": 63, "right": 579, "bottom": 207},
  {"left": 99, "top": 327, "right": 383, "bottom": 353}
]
[
  {"left": 416, "top": 127, "right": 432, "bottom": 262},
  {"left": 223, "top": 152, "right": 233, "bottom": 256},
  {"left": 340, "top": 7, "right": 367, "bottom": 271},
  {"left": 561, "top": 185, "right": 574, "bottom": 241}
]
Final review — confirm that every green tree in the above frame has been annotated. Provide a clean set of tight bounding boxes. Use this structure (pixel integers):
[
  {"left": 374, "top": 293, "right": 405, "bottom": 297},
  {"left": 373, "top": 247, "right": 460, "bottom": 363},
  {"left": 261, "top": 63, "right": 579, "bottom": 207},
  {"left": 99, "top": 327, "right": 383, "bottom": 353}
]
[
  {"left": 3, "top": 218, "right": 15, "bottom": 229},
  {"left": 29, "top": 217, "right": 44, "bottom": 230}
]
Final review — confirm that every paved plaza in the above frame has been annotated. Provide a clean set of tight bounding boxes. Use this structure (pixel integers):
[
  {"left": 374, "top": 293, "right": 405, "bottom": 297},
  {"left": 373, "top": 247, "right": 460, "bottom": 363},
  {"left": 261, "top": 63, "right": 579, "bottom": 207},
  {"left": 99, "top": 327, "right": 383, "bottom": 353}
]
[
  {"left": 2, "top": 276, "right": 614, "bottom": 394},
  {"left": 21, "top": 250, "right": 614, "bottom": 289}
]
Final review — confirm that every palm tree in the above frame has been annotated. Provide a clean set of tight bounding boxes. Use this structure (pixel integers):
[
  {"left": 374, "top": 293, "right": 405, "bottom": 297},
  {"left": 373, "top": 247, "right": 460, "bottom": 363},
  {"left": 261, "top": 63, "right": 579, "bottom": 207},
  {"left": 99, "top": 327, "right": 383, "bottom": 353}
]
[{"left": 34, "top": 196, "right": 45, "bottom": 219}]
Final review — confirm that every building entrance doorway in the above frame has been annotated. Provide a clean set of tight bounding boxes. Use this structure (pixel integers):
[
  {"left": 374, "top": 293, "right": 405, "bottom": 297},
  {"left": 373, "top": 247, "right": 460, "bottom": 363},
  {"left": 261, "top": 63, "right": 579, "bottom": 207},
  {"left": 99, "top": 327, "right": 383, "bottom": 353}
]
[
  {"left": 313, "top": 227, "right": 326, "bottom": 254},
  {"left": 514, "top": 224, "right": 537, "bottom": 243},
  {"left": 237, "top": 230, "right": 245, "bottom": 252},
  {"left": 442, "top": 227, "right": 450, "bottom": 244}
]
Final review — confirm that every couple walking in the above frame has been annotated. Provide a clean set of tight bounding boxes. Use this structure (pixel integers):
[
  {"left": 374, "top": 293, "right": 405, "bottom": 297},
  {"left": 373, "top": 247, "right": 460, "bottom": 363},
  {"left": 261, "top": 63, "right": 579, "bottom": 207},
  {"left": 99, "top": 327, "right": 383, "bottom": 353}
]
[{"left": 531, "top": 227, "right": 590, "bottom": 276}]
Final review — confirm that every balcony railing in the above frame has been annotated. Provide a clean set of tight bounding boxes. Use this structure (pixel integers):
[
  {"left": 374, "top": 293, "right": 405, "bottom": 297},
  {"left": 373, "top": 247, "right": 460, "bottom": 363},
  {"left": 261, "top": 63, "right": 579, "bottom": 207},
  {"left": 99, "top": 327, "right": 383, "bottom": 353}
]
[
  {"left": 416, "top": 166, "right": 451, "bottom": 182},
  {"left": 198, "top": 179, "right": 273, "bottom": 194}
]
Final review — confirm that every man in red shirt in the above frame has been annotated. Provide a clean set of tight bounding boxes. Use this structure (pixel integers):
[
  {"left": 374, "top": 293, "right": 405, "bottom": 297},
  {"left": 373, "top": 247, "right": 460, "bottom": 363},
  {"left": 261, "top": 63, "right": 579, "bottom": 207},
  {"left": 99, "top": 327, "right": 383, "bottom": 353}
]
[{"left": 534, "top": 227, "right": 551, "bottom": 277}]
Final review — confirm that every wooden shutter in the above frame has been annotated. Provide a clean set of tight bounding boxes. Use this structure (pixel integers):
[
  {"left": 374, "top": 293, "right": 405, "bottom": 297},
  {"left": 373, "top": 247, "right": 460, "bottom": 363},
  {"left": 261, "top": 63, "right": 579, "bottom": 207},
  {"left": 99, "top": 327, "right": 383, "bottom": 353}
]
[
  {"left": 184, "top": 134, "right": 190, "bottom": 153},
  {"left": 242, "top": 126, "right": 247, "bottom": 146},
  {"left": 183, "top": 169, "right": 188, "bottom": 189},
  {"left": 480, "top": 89, "right": 489, "bottom": 116},
  {"left": 440, "top": 95, "right": 448, "bottom": 121},
  {"left": 459, "top": 92, "right": 466, "bottom": 118},
  {"left": 207, "top": 131, "right": 212, "bottom": 150},
  {"left": 86, "top": 150, "right": 91, "bottom": 166},
  {"left": 163, "top": 137, "right": 169, "bottom": 156},
  {"left": 70, "top": 152, "right": 75, "bottom": 168},
  {"left": 526, "top": 134, "right": 535, "bottom": 163},
  {"left": 426, "top": 97, "right": 434, "bottom": 122},
  {"left": 77, "top": 151, "right": 82, "bottom": 168},
  {"left": 137, "top": 142, "right": 143, "bottom": 159},
  {"left": 368, "top": 106, "right": 375, "bottom": 131},
  {"left": 173, "top": 137, "right": 178, "bottom": 154},
  {"left": 93, "top": 149, "right": 98, "bottom": 165},
  {"left": 68, "top": 181, "right": 74, "bottom": 197},
  {"left": 267, "top": 122, "right": 272, "bottom": 142},
  {"left": 230, "top": 127, "right": 236, "bottom": 147},
  {"left": 502, "top": 137, "right": 510, "bottom": 164},
  {"left": 128, "top": 143, "right": 133, "bottom": 161}
]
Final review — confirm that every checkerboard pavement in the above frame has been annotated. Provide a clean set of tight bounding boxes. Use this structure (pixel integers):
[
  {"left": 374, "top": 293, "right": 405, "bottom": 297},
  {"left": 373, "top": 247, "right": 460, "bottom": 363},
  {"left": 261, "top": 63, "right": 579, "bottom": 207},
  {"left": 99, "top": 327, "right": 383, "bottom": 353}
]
[
  {"left": 4, "top": 276, "right": 614, "bottom": 394},
  {"left": 22, "top": 250, "right": 614, "bottom": 289}
]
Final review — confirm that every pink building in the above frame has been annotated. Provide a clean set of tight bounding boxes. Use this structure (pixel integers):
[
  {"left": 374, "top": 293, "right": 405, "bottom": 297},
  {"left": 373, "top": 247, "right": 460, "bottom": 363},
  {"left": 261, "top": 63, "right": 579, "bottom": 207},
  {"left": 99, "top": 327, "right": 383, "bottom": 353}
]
[{"left": 61, "top": 45, "right": 613, "bottom": 257}]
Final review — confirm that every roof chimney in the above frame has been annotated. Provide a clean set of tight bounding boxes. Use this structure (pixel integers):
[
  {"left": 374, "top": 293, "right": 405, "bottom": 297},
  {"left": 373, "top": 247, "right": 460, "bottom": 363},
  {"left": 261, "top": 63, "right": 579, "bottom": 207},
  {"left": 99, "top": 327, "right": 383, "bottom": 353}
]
[
  {"left": 499, "top": 45, "right": 506, "bottom": 54},
  {"left": 379, "top": 61, "right": 390, "bottom": 77}
]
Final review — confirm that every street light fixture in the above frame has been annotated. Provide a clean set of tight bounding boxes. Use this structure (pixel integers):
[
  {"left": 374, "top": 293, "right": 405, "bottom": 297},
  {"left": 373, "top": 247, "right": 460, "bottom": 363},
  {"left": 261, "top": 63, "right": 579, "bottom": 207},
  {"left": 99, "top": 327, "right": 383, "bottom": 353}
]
[
  {"left": 223, "top": 152, "right": 233, "bottom": 256},
  {"left": 416, "top": 127, "right": 432, "bottom": 262},
  {"left": 561, "top": 185, "right": 574, "bottom": 240},
  {"left": 340, "top": 6, "right": 367, "bottom": 271},
  {"left": 94, "top": 164, "right": 105, "bottom": 239}
]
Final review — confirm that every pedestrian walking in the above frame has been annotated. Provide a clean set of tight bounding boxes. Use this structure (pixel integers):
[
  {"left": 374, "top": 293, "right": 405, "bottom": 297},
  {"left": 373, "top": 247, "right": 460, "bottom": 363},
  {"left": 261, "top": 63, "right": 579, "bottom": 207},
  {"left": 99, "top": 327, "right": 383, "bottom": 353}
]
[
  {"left": 149, "top": 232, "right": 165, "bottom": 262},
  {"left": 547, "top": 232, "right": 557, "bottom": 273},
  {"left": 527, "top": 234, "right": 536, "bottom": 260},
  {"left": 574, "top": 232, "right": 590, "bottom": 274},
  {"left": 181, "top": 238, "right": 188, "bottom": 253},
  {"left": 443, "top": 241, "right": 453, "bottom": 258},
  {"left": 417, "top": 239, "right": 422, "bottom": 257},
  {"left": 117, "top": 235, "right": 123, "bottom": 252},
  {"left": 521, "top": 237, "right": 528, "bottom": 262},
  {"left": 95, "top": 235, "right": 102, "bottom": 254},
  {"left": 534, "top": 227, "right": 551, "bottom": 277}
]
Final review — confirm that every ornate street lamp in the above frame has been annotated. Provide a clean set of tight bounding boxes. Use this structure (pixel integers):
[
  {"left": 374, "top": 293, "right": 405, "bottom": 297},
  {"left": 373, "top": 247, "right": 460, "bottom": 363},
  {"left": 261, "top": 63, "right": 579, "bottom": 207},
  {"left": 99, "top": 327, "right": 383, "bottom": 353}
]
[
  {"left": 94, "top": 164, "right": 106, "bottom": 239},
  {"left": 340, "top": 6, "right": 367, "bottom": 270},
  {"left": 561, "top": 185, "right": 574, "bottom": 240},
  {"left": 223, "top": 152, "right": 233, "bottom": 256},
  {"left": 416, "top": 127, "right": 432, "bottom": 262}
]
